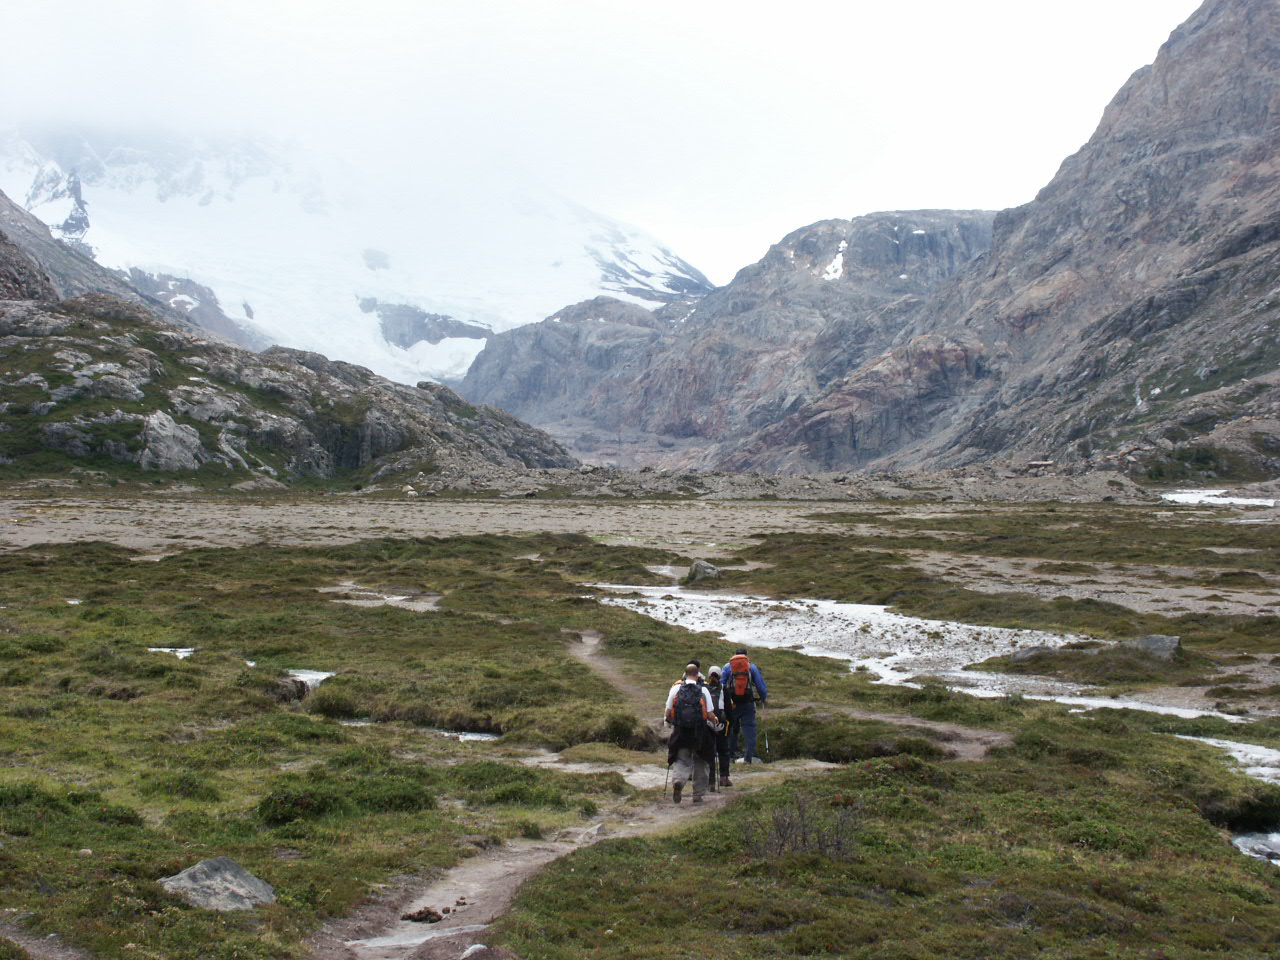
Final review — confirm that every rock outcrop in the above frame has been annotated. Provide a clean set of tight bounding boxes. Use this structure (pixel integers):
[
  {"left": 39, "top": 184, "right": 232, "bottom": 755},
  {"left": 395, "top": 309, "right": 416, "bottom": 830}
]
[
  {"left": 358, "top": 297, "right": 492, "bottom": 349},
  {"left": 0, "top": 229, "right": 56, "bottom": 301},
  {"left": 0, "top": 293, "right": 574, "bottom": 482}
]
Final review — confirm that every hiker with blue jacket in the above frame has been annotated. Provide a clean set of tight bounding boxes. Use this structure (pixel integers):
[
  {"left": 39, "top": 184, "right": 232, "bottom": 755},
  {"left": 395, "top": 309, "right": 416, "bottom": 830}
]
[
  {"left": 664, "top": 660, "right": 718, "bottom": 804},
  {"left": 722, "top": 649, "right": 767, "bottom": 764}
]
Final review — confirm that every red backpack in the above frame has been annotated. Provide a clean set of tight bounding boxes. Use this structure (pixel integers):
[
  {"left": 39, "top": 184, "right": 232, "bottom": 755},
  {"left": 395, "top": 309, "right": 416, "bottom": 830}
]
[{"left": 727, "top": 653, "right": 757, "bottom": 704}]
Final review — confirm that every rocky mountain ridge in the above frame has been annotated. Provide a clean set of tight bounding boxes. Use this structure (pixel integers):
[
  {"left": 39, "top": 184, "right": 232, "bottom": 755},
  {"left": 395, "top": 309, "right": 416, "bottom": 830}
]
[
  {"left": 460, "top": 0, "right": 1280, "bottom": 482},
  {"left": 738, "top": 0, "right": 1280, "bottom": 478},
  {"left": 460, "top": 210, "right": 995, "bottom": 463}
]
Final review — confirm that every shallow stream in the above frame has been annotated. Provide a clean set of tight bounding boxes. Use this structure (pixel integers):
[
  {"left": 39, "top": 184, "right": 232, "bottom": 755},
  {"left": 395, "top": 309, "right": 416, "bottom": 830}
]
[{"left": 595, "top": 569, "right": 1280, "bottom": 864}]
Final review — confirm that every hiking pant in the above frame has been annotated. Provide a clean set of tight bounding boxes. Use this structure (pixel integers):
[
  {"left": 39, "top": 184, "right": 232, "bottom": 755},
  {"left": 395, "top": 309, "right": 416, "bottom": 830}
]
[
  {"left": 672, "top": 746, "right": 709, "bottom": 798},
  {"left": 714, "top": 727, "right": 731, "bottom": 780},
  {"left": 728, "top": 701, "right": 758, "bottom": 763}
]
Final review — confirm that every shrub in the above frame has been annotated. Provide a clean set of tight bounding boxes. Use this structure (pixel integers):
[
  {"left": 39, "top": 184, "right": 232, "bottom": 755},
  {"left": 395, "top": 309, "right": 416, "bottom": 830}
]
[
  {"left": 741, "top": 794, "right": 861, "bottom": 861},
  {"left": 257, "top": 780, "right": 353, "bottom": 825},
  {"left": 140, "top": 772, "right": 223, "bottom": 802}
]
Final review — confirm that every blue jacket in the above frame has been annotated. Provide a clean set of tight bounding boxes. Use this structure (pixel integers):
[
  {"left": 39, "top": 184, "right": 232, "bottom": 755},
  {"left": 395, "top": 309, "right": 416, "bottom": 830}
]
[{"left": 720, "top": 661, "right": 767, "bottom": 704}]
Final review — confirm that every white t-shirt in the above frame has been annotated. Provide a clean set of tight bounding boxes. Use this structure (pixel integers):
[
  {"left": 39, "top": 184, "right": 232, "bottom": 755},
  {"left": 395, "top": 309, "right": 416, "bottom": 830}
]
[{"left": 665, "top": 678, "right": 715, "bottom": 719}]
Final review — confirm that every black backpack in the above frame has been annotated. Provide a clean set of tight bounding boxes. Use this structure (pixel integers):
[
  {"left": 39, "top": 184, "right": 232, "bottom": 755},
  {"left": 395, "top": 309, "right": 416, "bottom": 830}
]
[
  {"left": 706, "top": 678, "right": 724, "bottom": 720},
  {"left": 673, "top": 682, "right": 706, "bottom": 728}
]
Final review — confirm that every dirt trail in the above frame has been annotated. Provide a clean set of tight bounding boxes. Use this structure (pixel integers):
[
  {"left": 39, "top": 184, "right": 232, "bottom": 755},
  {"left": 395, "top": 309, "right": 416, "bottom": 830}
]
[
  {"left": 0, "top": 919, "right": 99, "bottom": 960},
  {"left": 561, "top": 628, "right": 666, "bottom": 731},
  {"left": 307, "top": 784, "right": 754, "bottom": 960}
]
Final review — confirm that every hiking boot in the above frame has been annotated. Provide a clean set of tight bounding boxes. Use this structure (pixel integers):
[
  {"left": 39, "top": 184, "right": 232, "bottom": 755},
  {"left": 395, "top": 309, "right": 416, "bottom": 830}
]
[
  {"left": 692, "top": 795, "right": 704, "bottom": 804},
  {"left": 672, "top": 782, "right": 683, "bottom": 804},
  {"left": 720, "top": 777, "right": 732, "bottom": 787}
]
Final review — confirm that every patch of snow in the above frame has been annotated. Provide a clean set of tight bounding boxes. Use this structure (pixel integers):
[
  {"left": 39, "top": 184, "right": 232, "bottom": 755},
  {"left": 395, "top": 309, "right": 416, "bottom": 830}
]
[
  {"left": 898, "top": 274, "right": 909, "bottom": 280},
  {"left": 821, "top": 251, "right": 845, "bottom": 282},
  {"left": 287, "top": 669, "right": 334, "bottom": 687},
  {"left": 912, "top": 229, "right": 927, "bottom": 235},
  {"left": 149, "top": 647, "right": 195, "bottom": 659},
  {"left": 1162, "top": 490, "right": 1278, "bottom": 507}
]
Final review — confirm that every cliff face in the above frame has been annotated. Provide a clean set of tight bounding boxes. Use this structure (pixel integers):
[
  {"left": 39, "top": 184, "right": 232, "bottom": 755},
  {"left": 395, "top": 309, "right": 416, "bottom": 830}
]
[
  {"left": 459, "top": 211, "right": 995, "bottom": 457},
  {"left": 732, "top": 0, "right": 1280, "bottom": 476},
  {"left": 0, "top": 229, "right": 56, "bottom": 301}
]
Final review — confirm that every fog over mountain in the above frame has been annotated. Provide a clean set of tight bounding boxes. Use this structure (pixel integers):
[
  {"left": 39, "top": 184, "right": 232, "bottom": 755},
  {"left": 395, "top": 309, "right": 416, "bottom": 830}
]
[
  {"left": 2, "top": 0, "right": 1201, "bottom": 283},
  {"left": 0, "top": 125, "right": 713, "bottom": 384}
]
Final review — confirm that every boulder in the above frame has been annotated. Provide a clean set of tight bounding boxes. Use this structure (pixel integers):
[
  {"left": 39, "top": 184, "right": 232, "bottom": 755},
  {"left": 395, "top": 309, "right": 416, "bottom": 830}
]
[
  {"left": 1009, "top": 645, "right": 1055, "bottom": 665},
  {"left": 687, "top": 560, "right": 721, "bottom": 583},
  {"left": 270, "top": 677, "right": 310, "bottom": 702},
  {"left": 159, "top": 856, "right": 276, "bottom": 911},
  {"left": 138, "top": 411, "right": 206, "bottom": 471},
  {"left": 86, "top": 374, "right": 145, "bottom": 402},
  {"left": 1120, "top": 634, "right": 1182, "bottom": 661}
]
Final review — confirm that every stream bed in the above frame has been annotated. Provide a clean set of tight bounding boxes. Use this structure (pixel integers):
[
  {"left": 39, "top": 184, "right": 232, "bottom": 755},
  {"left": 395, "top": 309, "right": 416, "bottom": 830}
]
[{"left": 595, "top": 575, "right": 1279, "bottom": 864}]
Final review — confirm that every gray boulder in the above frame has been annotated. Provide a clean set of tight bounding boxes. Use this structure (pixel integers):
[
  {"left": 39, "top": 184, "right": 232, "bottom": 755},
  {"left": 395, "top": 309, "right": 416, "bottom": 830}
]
[
  {"left": 687, "top": 560, "right": 721, "bottom": 583},
  {"left": 1120, "top": 635, "right": 1182, "bottom": 661},
  {"left": 138, "top": 411, "right": 206, "bottom": 471},
  {"left": 1009, "top": 645, "right": 1055, "bottom": 665},
  {"left": 87, "top": 374, "right": 145, "bottom": 402},
  {"left": 159, "top": 856, "right": 276, "bottom": 911}
]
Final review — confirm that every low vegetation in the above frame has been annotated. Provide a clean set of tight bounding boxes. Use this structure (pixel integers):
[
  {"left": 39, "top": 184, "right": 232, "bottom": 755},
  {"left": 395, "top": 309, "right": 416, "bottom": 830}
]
[
  {"left": 503, "top": 714, "right": 1280, "bottom": 959},
  {"left": 1, "top": 499, "right": 1277, "bottom": 959}
]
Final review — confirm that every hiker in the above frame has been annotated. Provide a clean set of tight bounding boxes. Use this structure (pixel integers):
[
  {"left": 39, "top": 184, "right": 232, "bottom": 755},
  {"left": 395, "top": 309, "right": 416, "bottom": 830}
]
[
  {"left": 663, "top": 660, "right": 717, "bottom": 804},
  {"left": 705, "top": 664, "right": 732, "bottom": 789},
  {"left": 721, "top": 648, "right": 767, "bottom": 764}
]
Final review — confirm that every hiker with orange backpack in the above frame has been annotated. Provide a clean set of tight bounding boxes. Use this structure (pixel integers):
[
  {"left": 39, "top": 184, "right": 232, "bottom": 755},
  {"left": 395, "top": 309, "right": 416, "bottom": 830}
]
[
  {"left": 663, "top": 659, "right": 718, "bottom": 804},
  {"left": 721, "top": 649, "right": 767, "bottom": 765}
]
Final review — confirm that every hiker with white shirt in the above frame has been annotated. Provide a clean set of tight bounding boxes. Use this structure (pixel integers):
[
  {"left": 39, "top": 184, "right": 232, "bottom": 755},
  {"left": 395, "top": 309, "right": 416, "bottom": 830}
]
[{"left": 663, "top": 659, "right": 718, "bottom": 804}]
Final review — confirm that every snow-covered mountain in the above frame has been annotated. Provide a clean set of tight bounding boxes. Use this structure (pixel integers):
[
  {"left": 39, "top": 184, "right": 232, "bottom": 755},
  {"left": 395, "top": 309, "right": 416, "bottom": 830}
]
[{"left": 0, "top": 126, "right": 713, "bottom": 383}]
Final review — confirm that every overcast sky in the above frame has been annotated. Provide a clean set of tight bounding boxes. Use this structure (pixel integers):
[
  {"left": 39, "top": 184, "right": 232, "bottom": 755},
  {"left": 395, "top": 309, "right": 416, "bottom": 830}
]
[{"left": 4, "top": 0, "right": 1204, "bottom": 282}]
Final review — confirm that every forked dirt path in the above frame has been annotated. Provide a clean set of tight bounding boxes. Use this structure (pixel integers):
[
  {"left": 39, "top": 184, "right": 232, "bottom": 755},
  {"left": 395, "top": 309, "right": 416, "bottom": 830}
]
[{"left": 561, "top": 628, "right": 666, "bottom": 730}]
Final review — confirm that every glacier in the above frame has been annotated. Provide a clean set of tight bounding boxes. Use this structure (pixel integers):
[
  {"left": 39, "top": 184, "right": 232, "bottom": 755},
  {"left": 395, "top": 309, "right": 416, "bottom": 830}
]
[{"left": 0, "top": 126, "right": 712, "bottom": 384}]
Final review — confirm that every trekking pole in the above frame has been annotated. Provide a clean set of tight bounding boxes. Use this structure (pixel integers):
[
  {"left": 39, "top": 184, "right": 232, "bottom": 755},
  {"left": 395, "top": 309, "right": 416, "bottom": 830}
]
[{"left": 762, "top": 705, "right": 769, "bottom": 757}]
